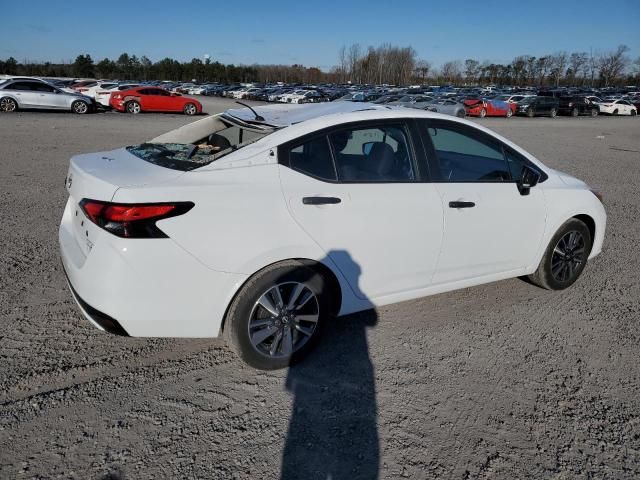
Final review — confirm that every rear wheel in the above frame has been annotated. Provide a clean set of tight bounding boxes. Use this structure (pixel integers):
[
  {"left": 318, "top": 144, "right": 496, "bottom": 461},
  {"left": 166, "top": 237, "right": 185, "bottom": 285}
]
[
  {"left": 590, "top": 108, "right": 599, "bottom": 117},
  {"left": 571, "top": 107, "right": 579, "bottom": 117},
  {"left": 549, "top": 108, "right": 557, "bottom": 118},
  {"left": 225, "top": 261, "right": 330, "bottom": 370},
  {"left": 632, "top": 110, "right": 637, "bottom": 116},
  {"left": 480, "top": 108, "right": 487, "bottom": 118},
  {"left": 183, "top": 103, "right": 197, "bottom": 115},
  {"left": 0, "top": 97, "right": 18, "bottom": 112},
  {"left": 456, "top": 109, "right": 466, "bottom": 118},
  {"left": 612, "top": 109, "right": 618, "bottom": 116},
  {"left": 528, "top": 218, "right": 592, "bottom": 290},
  {"left": 71, "top": 100, "right": 90, "bottom": 114},
  {"left": 527, "top": 108, "right": 535, "bottom": 118},
  {"left": 506, "top": 108, "right": 513, "bottom": 118},
  {"left": 125, "top": 101, "right": 141, "bottom": 114}
]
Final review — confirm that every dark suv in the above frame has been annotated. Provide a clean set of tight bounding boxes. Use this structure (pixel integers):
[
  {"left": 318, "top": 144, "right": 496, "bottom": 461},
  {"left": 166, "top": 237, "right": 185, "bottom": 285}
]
[
  {"left": 516, "top": 96, "right": 560, "bottom": 117},
  {"left": 558, "top": 96, "right": 599, "bottom": 117}
]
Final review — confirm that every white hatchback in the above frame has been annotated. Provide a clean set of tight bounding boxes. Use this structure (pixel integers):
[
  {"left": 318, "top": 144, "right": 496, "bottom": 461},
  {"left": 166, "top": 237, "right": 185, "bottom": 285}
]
[{"left": 59, "top": 103, "right": 606, "bottom": 369}]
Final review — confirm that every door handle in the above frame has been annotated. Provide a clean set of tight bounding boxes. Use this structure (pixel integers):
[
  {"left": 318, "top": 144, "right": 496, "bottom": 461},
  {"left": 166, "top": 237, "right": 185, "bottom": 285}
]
[
  {"left": 302, "top": 196, "right": 341, "bottom": 205},
  {"left": 449, "top": 201, "right": 475, "bottom": 209}
]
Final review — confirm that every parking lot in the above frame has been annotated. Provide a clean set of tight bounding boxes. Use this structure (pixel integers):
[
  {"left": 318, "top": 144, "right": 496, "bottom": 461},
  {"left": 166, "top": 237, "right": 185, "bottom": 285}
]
[{"left": 1, "top": 100, "right": 639, "bottom": 479}]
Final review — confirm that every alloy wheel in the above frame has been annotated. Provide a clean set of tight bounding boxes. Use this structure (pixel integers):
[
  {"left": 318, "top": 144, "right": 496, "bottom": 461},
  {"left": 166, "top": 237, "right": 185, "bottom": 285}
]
[
  {"left": 248, "top": 282, "right": 319, "bottom": 358},
  {"left": 551, "top": 231, "right": 586, "bottom": 282},
  {"left": 0, "top": 97, "right": 17, "bottom": 112},
  {"left": 73, "top": 101, "right": 88, "bottom": 114}
]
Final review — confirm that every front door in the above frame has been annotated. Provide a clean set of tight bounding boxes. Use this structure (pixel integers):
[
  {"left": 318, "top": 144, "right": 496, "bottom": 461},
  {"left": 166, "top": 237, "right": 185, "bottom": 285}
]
[
  {"left": 420, "top": 120, "right": 547, "bottom": 284},
  {"left": 278, "top": 120, "right": 444, "bottom": 300}
]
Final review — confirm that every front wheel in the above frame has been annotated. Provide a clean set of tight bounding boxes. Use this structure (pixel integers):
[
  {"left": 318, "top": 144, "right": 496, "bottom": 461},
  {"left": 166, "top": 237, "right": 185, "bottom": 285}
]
[
  {"left": 125, "top": 101, "right": 141, "bottom": 114},
  {"left": 183, "top": 103, "right": 197, "bottom": 115},
  {"left": 506, "top": 108, "right": 513, "bottom": 118},
  {"left": 479, "top": 108, "right": 487, "bottom": 118},
  {"left": 612, "top": 109, "right": 618, "bottom": 116},
  {"left": 0, "top": 97, "right": 18, "bottom": 112},
  {"left": 71, "top": 100, "right": 90, "bottom": 114},
  {"left": 528, "top": 218, "right": 592, "bottom": 290},
  {"left": 632, "top": 110, "right": 637, "bottom": 116},
  {"left": 549, "top": 108, "right": 557, "bottom": 118},
  {"left": 590, "top": 108, "right": 599, "bottom": 117},
  {"left": 527, "top": 108, "right": 535, "bottom": 118},
  {"left": 225, "top": 261, "right": 329, "bottom": 370},
  {"left": 571, "top": 107, "right": 579, "bottom": 117}
]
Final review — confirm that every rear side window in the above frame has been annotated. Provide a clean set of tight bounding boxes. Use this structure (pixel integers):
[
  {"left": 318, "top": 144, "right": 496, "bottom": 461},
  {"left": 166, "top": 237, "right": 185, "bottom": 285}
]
[
  {"left": 288, "top": 136, "right": 337, "bottom": 181},
  {"left": 425, "top": 123, "right": 510, "bottom": 182},
  {"left": 6, "top": 81, "right": 35, "bottom": 91},
  {"left": 329, "top": 125, "right": 416, "bottom": 182}
]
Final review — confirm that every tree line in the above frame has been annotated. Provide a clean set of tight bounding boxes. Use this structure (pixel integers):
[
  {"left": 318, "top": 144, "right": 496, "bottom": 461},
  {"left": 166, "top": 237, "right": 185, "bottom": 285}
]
[{"left": 1, "top": 44, "right": 638, "bottom": 87}]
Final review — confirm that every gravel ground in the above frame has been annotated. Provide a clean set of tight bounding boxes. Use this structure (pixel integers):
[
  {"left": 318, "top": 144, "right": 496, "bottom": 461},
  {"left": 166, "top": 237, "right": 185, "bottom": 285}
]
[{"left": 1, "top": 99, "right": 639, "bottom": 479}]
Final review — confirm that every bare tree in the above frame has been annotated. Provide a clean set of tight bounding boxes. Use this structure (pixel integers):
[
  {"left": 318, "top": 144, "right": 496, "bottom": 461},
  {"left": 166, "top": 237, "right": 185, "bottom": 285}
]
[
  {"left": 568, "top": 52, "right": 588, "bottom": 85},
  {"left": 597, "top": 45, "right": 630, "bottom": 86},
  {"left": 549, "top": 52, "right": 568, "bottom": 87},
  {"left": 464, "top": 59, "right": 480, "bottom": 84},
  {"left": 441, "top": 60, "right": 462, "bottom": 84},
  {"left": 414, "top": 59, "right": 431, "bottom": 84}
]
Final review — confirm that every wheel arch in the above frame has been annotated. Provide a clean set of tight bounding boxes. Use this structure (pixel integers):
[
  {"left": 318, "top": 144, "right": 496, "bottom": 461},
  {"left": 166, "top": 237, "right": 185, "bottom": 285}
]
[
  {"left": 219, "top": 257, "right": 343, "bottom": 335},
  {"left": 573, "top": 214, "right": 596, "bottom": 251}
]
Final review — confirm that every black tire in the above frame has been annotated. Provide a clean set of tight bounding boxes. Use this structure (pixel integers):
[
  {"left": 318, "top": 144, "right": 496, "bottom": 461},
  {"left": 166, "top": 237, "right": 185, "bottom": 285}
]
[
  {"left": 125, "top": 100, "right": 141, "bottom": 114},
  {"left": 571, "top": 107, "right": 579, "bottom": 117},
  {"left": 225, "top": 260, "right": 330, "bottom": 370},
  {"left": 183, "top": 103, "right": 197, "bottom": 115},
  {"left": 590, "top": 108, "right": 598, "bottom": 117},
  {"left": 456, "top": 109, "right": 466, "bottom": 118},
  {"left": 549, "top": 108, "right": 557, "bottom": 118},
  {"left": 527, "top": 108, "right": 535, "bottom": 118},
  {"left": 0, "top": 97, "right": 18, "bottom": 112},
  {"left": 632, "top": 110, "right": 637, "bottom": 116},
  {"left": 528, "top": 218, "right": 592, "bottom": 290},
  {"left": 612, "top": 109, "right": 618, "bottom": 116},
  {"left": 71, "top": 100, "right": 90, "bottom": 114}
]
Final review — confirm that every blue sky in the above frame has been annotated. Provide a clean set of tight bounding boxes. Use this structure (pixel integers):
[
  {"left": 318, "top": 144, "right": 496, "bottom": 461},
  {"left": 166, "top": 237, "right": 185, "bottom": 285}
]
[{"left": 1, "top": 0, "right": 638, "bottom": 70}]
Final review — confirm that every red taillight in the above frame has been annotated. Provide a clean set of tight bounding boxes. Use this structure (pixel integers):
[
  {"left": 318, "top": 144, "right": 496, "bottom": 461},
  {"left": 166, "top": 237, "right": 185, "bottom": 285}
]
[{"left": 80, "top": 199, "right": 193, "bottom": 238}]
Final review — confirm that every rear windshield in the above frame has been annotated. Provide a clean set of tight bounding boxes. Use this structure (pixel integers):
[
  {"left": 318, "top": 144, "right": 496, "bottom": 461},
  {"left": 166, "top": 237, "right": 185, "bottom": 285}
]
[{"left": 126, "top": 118, "right": 273, "bottom": 171}]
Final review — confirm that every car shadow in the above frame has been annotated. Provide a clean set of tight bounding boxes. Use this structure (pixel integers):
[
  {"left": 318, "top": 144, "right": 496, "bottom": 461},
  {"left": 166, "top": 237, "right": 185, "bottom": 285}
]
[{"left": 280, "top": 251, "right": 379, "bottom": 480}]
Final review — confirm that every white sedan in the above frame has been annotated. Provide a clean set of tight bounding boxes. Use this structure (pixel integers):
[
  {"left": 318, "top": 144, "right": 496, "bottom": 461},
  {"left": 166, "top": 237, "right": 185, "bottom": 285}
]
[
  {"left": 59, "top": 103, "right": 606, "bottom": 369},
  {"left": 94, "top": 84, "right": 139, "bottom": 107},
  {"left": 597, "top": 99, "right": 637, "bottom": 115}
]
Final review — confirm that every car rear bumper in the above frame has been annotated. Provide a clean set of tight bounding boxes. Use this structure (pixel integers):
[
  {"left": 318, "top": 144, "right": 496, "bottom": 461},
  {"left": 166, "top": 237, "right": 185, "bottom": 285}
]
[{"left": 59, "top": 197, "right": 248, "bottom": 338}]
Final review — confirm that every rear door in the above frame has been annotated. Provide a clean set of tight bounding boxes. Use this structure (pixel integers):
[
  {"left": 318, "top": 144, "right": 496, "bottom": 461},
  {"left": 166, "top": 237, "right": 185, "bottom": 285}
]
[
  {"left": 278, "top": 119, "right": 444, "bottom": 300},
  {"left": 5, "top": 81, "right": 39, "bottom": 107},
  {"left": 419, "top": 119, "right": 547, "bottom": 284}
]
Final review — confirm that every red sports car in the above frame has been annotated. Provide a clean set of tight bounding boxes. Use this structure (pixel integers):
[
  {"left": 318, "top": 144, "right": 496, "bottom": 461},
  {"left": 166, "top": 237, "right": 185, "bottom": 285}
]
[
  {"left": 109, "top": 87, "right": 202, "bottom": 115},
  {"left": 463, "top": 98, "right": 516, "bottom": 118}
]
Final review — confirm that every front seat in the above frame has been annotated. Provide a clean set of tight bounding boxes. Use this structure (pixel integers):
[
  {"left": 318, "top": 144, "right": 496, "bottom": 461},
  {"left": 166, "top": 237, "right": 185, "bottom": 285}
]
[
  {"left": 365, "top": 142, "right": 396, "bottom": 180},
  {"left": 207, "top": 133, "right": 232, "bottom": 152}
]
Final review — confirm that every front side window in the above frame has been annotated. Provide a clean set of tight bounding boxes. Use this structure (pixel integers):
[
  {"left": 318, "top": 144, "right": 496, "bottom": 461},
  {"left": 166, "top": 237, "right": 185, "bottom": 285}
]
[
  {"left": 329, "top": 125, "right": 416, "bottom": 182},
  {"left": 426, "top": 123, "right": 510, "bottom": 182}
]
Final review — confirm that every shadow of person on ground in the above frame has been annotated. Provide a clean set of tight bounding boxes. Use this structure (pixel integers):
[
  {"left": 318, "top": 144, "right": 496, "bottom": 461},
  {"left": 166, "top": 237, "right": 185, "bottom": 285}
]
[{"left": 280, "top": 250, "right": 379, "bottom": 480}]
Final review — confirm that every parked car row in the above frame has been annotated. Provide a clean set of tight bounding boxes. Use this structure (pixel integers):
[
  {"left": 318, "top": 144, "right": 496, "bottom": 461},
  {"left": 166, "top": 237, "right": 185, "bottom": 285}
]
[
  {"left": 1, "top": 76, "right": 638, "bottom": 117},
  {"left": 0, "top": 78, "right": 203, "bottom": 115}
]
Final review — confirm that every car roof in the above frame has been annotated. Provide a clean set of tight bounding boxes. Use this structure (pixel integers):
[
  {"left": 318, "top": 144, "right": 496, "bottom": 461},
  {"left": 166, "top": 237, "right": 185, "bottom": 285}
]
[{"left": 224, "top": 102, "right": 395, "bottom": 127}]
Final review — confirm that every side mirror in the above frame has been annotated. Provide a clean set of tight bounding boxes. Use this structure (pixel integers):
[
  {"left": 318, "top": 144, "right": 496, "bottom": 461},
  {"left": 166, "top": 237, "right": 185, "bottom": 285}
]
[
  {"left": 362, "top": 142, "right": 374, "bottom": 155},
  {"left": 517, "top": 165, "right": 541, "bottom": 196}
]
